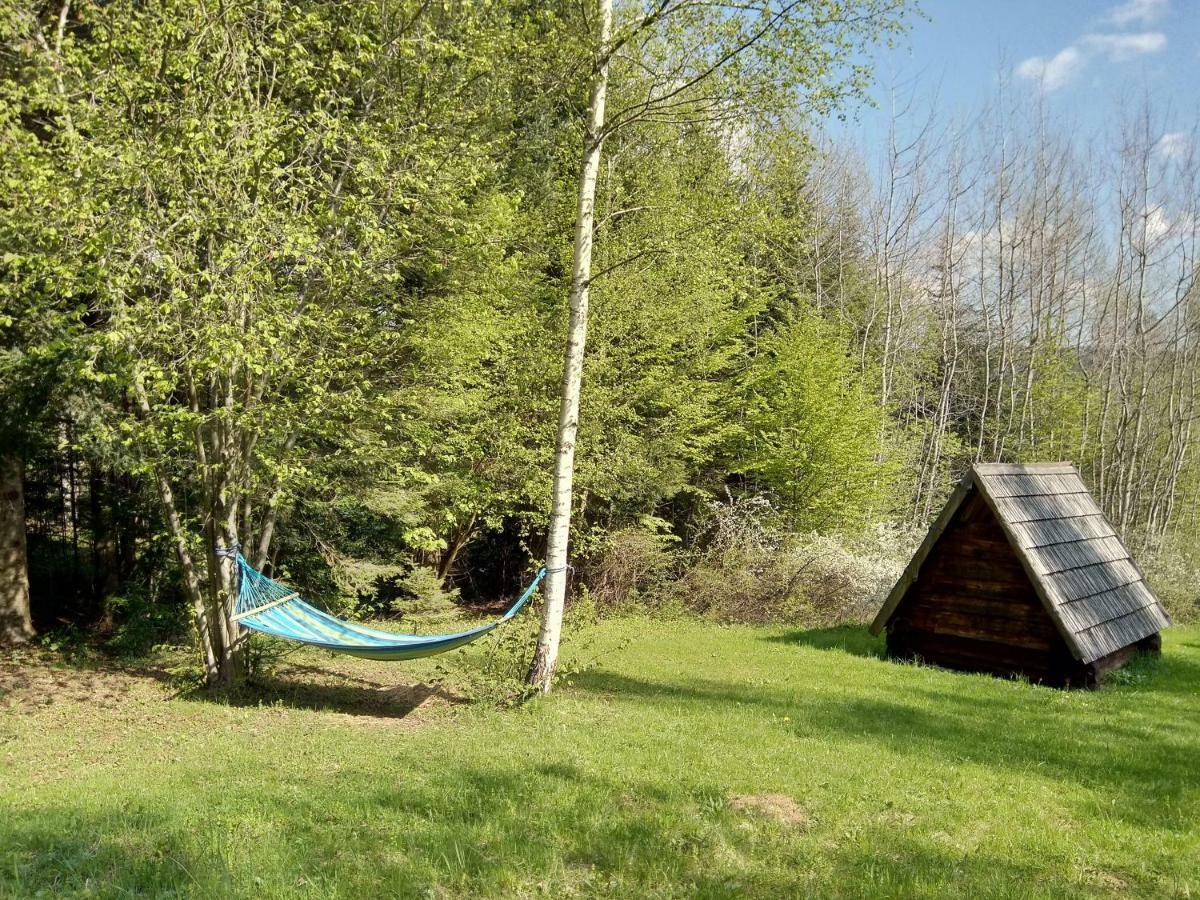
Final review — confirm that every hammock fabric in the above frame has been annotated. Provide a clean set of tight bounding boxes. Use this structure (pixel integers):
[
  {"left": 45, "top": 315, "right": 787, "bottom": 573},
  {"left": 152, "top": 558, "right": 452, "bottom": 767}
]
[{"left": 231, "top": 554, "right": 544, "bottom": 661}]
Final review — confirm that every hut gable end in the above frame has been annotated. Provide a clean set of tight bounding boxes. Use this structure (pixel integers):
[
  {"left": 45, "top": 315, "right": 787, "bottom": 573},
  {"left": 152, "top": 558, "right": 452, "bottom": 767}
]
[{"left": 871, "top": 463, "right": 1170, "bottom": 682}]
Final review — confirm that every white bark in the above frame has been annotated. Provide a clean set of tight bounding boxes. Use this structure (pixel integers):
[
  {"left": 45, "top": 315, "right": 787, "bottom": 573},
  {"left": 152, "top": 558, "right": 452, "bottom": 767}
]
[{"left": 527, "top": 0, "right": 612, "bottom": 694}]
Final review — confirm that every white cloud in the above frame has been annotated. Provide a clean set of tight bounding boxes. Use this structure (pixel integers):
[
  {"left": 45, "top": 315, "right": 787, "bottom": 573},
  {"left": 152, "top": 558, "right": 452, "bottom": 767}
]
[
  {"left": 1015, "top": 28, "right": 1166, "bottom": 92},
  {"left": 1015, "top": 47, "right": 1085, "bottom": 92},
  {"left": 1081, "top": 31, "right": 1167, "bottom": 61},
  {"left": 1156, "top": 132, "right": 1190, "bottom": 159},
  {"left": 1142, "top": 205, "right": 1172, "bottom": 245},
  {"left": 1105, "top": 0, "right": 1169, "bottom": 26}
]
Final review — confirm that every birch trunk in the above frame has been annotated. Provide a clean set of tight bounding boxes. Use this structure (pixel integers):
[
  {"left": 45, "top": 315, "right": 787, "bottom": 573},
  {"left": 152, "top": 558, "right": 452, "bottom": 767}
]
[
  {"left": 527, "top": 0, "right": 612, "bottom": 694},
  {"left": 0, "top": 453, "right": 34, "bottom": 645}
]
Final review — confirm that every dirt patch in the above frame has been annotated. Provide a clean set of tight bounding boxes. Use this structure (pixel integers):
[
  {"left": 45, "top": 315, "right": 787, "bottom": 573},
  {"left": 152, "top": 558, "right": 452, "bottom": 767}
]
[
  {"left": 727, "top": 793, "right": 810, "bottom": 828},
  {"left": 0, "top": 647, "right": 459, "bottom": 728},
  {"left": 1078, "top": 866, "right": 1132, "bottom": 893},
  {"left": 0, "top": 648, "right": 172, "bottom": 712}
]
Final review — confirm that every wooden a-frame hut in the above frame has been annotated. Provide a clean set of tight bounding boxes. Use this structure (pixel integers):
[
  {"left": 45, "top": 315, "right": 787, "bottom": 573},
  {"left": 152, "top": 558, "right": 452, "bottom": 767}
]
[{"left": 870, "top": 463, "right": 1169, "bottom": 687}]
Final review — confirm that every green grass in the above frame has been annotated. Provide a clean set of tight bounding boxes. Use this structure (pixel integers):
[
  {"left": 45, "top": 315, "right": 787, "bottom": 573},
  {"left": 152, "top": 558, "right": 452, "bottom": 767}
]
[{"left": 2, "top": 619, "right": 1198, "bottom": 898}]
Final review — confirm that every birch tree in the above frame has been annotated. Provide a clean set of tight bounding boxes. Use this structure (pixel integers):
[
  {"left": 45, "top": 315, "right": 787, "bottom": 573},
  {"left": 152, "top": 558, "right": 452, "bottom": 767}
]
[{"left": 527, "top": 0, "right": 911, "bottom": 692}]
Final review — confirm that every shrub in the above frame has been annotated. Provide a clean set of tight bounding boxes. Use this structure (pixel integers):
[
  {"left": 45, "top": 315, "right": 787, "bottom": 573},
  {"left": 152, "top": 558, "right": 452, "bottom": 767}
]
[
  {"left": 668, "top": 528, "right": 912, "bottom": 626},
  {"left": 732, "top": 313, "right": 905, "bottom": 532},
  {"left": 389, "top": 566, "right": 463, "bottom": 620},
  {"left": 583, "top": 518, "right": 680, "bottom": 609},
  {"left": 428, "top": 584, "right": 615, "bottom": 704},
  {"left": 783, "top": 526, "right": 916, "bottom": 624},
  {"left": 1143, "top": 539, "right": 1200, "bottom": 624},
  {"left": 102, "top": 585, "right": 191, "bottom": 659},
  {"left": 636, "top": 492, "right": 918, "bottom": 626}
]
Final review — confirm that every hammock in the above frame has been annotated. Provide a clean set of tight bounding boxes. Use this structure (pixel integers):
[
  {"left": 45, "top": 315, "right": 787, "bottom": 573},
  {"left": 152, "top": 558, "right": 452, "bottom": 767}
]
[{"left": 230, "top": 554, "right": 544, "bottom": 661}]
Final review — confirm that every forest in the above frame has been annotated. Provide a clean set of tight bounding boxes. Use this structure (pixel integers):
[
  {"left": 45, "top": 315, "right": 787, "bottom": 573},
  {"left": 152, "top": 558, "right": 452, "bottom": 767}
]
[
  {"left": 3, "top": 0, "right": 1198, "bottom": 687},
  {"left": 5, "top": 2, "right": 1200, "bottom": 896}
]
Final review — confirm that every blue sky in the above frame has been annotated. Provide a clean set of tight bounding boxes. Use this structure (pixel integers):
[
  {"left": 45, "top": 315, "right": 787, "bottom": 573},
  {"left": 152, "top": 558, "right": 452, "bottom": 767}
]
[{"left": 839, "top": 0, "right": 1199, "bottom": 150}]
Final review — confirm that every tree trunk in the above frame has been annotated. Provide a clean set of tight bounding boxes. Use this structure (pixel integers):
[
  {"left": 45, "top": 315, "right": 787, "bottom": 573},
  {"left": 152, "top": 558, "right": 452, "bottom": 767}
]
[
  {"left": 89, "top": 465, "right": 119, "bottom": 604},
  {"left": 0, "top": 453, "right": 34, "bottom": 645},
  {"left": 210, "top": 539, "right": 244, "bottom": 687},
  {"left": 252, "top": 433, "right": 296, "bottom": 571},
  {"left": 206, "top": 372, "right": 246, "bottom": 687},
  {"left": 132, "top": 374, "right": 220, "bottom": 682},
  {"left": 527, "top": 0, "right": 612, "bottom": 694},
  {"left": 438, "top": 514, "right": 477, "bottom": 583}
]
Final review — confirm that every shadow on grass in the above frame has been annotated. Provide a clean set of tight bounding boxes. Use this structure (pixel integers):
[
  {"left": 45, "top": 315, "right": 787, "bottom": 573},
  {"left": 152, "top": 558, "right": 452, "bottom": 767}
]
[
  {"left": 762, "top": 624, "right": 885, "bottom": 659},
  {"left": 0, "top": 808, "right": 238, "bottom": 897},
  {"left": 1, "top": 648, "right": 456, "bottom": 722},
  {"left": 0, "top": 650, "right": 182, "bottom": 712},
  {"left": 571, "top": 657, "right": 1200, "bottom": 830},
  {"left": 190, "top": 664, "right": 462, "bottom": 720}
]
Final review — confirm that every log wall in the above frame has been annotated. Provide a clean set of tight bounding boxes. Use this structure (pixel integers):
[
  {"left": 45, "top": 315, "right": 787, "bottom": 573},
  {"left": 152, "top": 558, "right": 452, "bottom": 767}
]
[{"left": 885, "top": 492, "right": 1091, "bottom": 686}]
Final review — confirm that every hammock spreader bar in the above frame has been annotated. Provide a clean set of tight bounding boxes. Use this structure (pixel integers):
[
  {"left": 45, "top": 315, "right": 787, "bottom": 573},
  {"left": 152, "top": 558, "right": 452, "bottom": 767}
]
[{"left": 231, "top": 554, "right": 545, "bottom": 661}]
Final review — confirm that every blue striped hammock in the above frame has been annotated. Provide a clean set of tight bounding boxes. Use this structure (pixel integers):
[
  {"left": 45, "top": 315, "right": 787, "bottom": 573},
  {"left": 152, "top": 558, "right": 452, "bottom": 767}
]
[{"left": 231, "top": 554, "right": 545, "bottom": 661}]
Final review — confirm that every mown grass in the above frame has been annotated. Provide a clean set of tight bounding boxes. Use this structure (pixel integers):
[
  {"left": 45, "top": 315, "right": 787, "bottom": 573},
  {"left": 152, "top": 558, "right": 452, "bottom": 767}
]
[{"left": 1, "top": 619, "right": 1198, "bottom": 898}]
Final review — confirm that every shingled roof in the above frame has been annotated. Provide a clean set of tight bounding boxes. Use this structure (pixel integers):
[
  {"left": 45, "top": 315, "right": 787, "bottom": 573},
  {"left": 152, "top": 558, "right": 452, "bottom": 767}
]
[{"left": 871, "top": 462, "right": 1170, "bottom": 664}]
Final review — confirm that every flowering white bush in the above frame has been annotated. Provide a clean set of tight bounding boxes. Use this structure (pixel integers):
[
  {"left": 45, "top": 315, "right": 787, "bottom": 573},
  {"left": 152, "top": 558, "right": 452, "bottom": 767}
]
[
  {"left": 1142, "top": 540, "right": 1200, "bottom": 623},
  {"left": 782, "top": 523, "right": 921, "bottom": 623},
  {"left": 600, "top": 493, "right": 925, "bottom": 625}
]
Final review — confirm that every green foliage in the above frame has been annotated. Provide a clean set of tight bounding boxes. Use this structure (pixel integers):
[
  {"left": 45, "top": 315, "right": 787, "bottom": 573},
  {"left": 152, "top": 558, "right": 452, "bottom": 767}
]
[
  {"left": 734, "top": 313, "right": 901, "bottom": 530},
  {"left": 1143, "top": 537, "right": 1200, "bottom": 623},
  {"left": 428, "top": 608, "right": 543, "bottom": 706},
  {"left": 658, "top": 493, "right": 912, "bottom": 624},
  {"left": 32, "top": 626, "right": 90, "bottom": 659},
  {"left": 3, "top": 0, "right": 957, "bottom": 664},
  {"left": 101, "top": 589, "right": 191, "bottom": 659},
  {"left": 585, "top": 519, "right": 681, "bottom": 608},
  {"left": 242, "top": 634, "right": 295, "bottom": 683},
  {"left": 389, "top": 567, "right": 462, "bottom": 621},
  {"left": 574, "top": 125, "right": 753, "bottom": 533},
  {"left": 0, "top": 13, "right": 91, "bottom": 455}
]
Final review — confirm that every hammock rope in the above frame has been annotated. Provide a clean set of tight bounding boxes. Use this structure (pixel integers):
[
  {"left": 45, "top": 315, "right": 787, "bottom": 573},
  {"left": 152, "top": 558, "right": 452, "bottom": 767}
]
[{"left": 230, "top": 553, "right": 545, "bottom": 661}]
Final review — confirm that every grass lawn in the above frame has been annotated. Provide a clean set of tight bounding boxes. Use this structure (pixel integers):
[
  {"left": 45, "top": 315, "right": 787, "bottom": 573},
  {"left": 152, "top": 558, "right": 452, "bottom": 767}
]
[{"left": 2, "top": 618, "right": 1198, "bottom": 898}]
